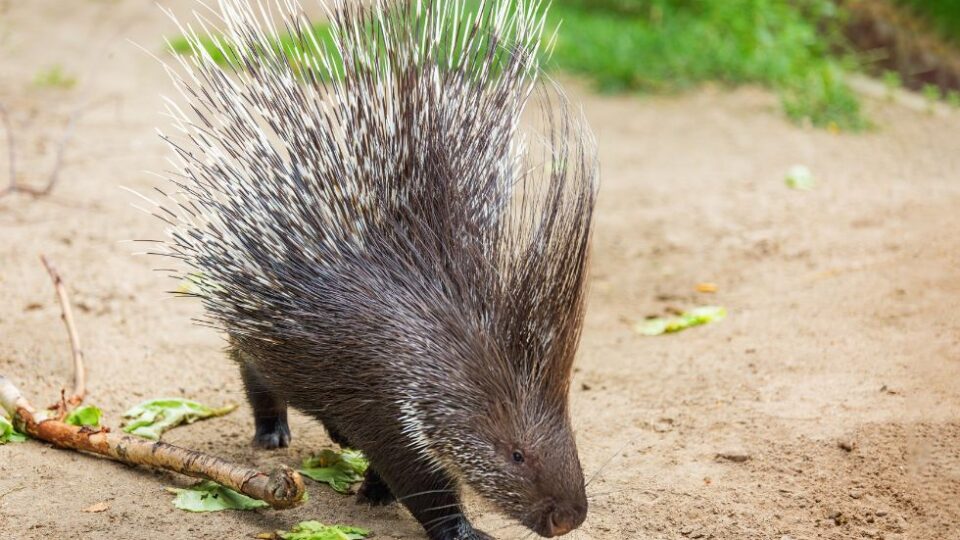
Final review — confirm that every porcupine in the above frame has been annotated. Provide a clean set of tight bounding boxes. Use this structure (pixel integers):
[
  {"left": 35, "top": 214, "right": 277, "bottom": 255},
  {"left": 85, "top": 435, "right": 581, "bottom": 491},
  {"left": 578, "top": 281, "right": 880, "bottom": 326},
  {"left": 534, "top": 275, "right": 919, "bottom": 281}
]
[{"left": 152, "top": 0, "right": 597, "bottom": 538}]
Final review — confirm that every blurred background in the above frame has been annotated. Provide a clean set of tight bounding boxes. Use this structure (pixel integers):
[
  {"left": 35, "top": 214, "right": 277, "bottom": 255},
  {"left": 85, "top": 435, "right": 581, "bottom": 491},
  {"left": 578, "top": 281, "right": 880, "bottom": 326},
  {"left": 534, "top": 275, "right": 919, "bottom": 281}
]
[
  {"left": 547, "top": 0, "right": 960, "bottom": 130},
  {"left": 1, "top": 1, "right": 958, "bottom": 539}
]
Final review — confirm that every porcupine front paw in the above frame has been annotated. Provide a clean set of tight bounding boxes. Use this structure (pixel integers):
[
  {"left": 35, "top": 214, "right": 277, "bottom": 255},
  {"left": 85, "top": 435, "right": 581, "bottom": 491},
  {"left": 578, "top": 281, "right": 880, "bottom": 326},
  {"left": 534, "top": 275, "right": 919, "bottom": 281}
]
[
  {"left": 433, "top": 518, "right": 492, "bottom": 540},
  {"left": 252, "top": 415, "right": 291, "bottom": 449},
  {"left": 356, "top": 469, "right": 395, "bottom": 506}
]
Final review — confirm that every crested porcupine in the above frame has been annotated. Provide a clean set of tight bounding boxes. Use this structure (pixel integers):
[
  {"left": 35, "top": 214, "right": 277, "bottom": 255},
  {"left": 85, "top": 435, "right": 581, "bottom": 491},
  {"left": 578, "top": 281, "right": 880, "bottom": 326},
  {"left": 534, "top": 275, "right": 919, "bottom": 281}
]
[{"left": 151, "top": 0, "right": 597, "bottom": 538}]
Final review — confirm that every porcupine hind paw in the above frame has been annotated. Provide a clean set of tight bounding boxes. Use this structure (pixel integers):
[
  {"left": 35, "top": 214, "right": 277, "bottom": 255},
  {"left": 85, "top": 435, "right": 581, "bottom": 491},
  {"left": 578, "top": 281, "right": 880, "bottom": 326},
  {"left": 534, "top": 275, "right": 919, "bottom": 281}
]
[{"left": 356, "top": 468, "right": 396, "bottom": 506}]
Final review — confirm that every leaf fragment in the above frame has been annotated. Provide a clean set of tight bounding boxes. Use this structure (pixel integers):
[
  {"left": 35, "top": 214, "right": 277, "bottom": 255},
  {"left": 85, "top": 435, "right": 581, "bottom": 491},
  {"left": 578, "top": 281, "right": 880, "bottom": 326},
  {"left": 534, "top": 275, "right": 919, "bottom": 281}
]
[
  {"left": 166, "top": 481, "right": 268, "bottom": 512},
  {"left": 65, "top": 405, "right": 102, "bottom": 427},
  {"left": 122, "top": 398, "right": 237, "bottom": 440},
  {"left": 0, "top": 415, "right": 27, "bottom": 444},
  {"left": 635, "top": 306, "right": 727, "bottom": 336},
  {"left": 785, "top": 165, "right": 815, "bottom": 190},
  {"left": 299, "top": 449, "right": 369, "bottom": 493},
  {"left": 277, "top": 520, "right": 370, "bottom": 540},
  {"left": 695, "top": 282, "right": 718, "bottom": 293}
]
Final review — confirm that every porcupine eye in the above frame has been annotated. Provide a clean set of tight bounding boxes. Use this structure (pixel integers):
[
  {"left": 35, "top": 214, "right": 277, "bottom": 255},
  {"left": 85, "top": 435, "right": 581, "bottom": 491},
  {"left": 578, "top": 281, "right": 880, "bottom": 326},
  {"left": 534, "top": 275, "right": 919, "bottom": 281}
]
[{"left": 512, "top": 451, "right": 525, "bottom": 464}]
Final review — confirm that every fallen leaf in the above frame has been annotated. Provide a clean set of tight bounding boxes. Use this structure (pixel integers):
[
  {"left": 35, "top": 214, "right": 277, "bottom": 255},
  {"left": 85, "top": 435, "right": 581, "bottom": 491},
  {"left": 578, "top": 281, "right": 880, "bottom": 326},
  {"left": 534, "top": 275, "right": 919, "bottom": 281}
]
[
  {"left": 635, "top": 306, "right": 727, "bottom": 336},
  {"left": 277, "top": 521, "right": 370, "bottom": 540},
  {"left": 175, "top": 272, "right": 206, "bottom": 295},
  {"left": 166, "top": 481, "right": 268, "bottom": 512},
  {"left": 83, "top": 502, "right": 110, "bottom": 513},
  {"left": 785, "top": 165, "right": 815, "bottom": 190},
  {"left": 122, "top": 398, "right": 237, "bottom": 440},
  {"left": 65, "top": 405, "right": 102, "bottom": 427},
  {"left": 695, "top": 282, "right": 718, "bottom": 293},
  {"left": 299, "top": 449, "right": 369, "bottom": 493},
  {"left": 0, "top": 415, "right": 27, "bottom": 444}
]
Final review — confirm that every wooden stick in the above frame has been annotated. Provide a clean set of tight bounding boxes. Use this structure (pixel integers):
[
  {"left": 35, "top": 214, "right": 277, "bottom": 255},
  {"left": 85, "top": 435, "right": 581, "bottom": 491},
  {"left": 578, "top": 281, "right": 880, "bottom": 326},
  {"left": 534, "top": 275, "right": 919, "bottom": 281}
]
[
  {"left": 0, "top": 376, "right": 305, "bottom": 509},
  {"left": 40, "top": 255, "right": 86, "bottom": 406}
]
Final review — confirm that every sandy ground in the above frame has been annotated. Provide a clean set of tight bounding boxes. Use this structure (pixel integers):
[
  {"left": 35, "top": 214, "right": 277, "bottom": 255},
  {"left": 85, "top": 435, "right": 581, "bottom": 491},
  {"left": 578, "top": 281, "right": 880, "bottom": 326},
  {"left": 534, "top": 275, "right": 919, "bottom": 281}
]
[{"left": 1, "top": 1, "right": 959, "bottom": 539}]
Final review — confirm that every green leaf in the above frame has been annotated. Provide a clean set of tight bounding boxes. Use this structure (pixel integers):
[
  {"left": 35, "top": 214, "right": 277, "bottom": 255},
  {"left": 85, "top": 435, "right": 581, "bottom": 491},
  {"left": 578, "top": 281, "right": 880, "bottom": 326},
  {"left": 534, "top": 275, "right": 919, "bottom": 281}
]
[
  {"left": 278, "top": 520, "right": 370, "bottom": 540},
  {"left": 785, "top": 165, "right": 815, "bottom": 191},
  {"left": 122, "top": 398, "right": 237, "bottom": 440},
  {"left": 65, "top": 405, "right": 102, "bottom": 427},
  {"left": 635, "top": 306, "right": 727, "bottom": 336},
  {"left": 299, "top": 449, "right": 369, "bottom": 493},
  {"left": 166, "top": 481, "right": 268, "bottom": 512},
  {"left": 0, "top": 415, "right": 27, "bottom": 444},
  {"left": 175, "top": 272, "right": 206, "bottom": 295}
]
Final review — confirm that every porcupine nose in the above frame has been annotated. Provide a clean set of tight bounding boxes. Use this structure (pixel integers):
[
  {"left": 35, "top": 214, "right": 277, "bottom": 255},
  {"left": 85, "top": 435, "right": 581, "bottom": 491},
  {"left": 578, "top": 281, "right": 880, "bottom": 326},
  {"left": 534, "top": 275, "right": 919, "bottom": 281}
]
[{"left": 544, "top": 504, "right": 586, "bottom": 537}]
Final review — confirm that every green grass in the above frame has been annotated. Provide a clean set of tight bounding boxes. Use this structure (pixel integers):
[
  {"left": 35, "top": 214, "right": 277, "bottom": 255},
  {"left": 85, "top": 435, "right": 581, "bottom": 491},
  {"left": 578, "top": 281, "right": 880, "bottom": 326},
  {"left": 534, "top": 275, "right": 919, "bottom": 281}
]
[
  {"left": 167, "top": 23, "right": 336, "bottom": 73},
  {"left": 167, "top": 0, "right": 869, "bottom": 131},
  {"left": 33, "top": 64, "right": 77, "bottom": 90},
  {"left": 892, "top": 0, "right": 960, "bottom": 46},
  {"left": 546, "top": 0, "right": 867, "bottom": 130}
]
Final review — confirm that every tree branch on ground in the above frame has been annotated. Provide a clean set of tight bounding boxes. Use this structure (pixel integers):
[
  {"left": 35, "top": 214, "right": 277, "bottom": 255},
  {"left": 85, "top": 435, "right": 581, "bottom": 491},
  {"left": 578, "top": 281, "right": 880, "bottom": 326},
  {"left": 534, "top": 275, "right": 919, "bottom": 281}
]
[{"left": 0, "top": 257, "right": 306, "bottom": 510}]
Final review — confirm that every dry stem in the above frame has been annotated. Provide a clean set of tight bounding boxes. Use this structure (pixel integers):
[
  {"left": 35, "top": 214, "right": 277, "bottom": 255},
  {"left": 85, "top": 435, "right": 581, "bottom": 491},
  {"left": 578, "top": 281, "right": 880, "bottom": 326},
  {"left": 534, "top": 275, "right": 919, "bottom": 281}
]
[
  {"left": 40, "top": 255, "right": 86, "bottom": 406},
  {"left": 0, "top": 98, "right": 114, "bottom": 199}
]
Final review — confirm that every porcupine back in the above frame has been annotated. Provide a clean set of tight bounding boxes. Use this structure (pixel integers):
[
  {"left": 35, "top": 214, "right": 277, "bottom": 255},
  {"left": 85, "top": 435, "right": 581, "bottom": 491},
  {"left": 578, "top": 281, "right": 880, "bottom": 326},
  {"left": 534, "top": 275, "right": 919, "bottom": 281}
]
[{"left": 152, "top": 0, "right": 597, "bottom": 386}]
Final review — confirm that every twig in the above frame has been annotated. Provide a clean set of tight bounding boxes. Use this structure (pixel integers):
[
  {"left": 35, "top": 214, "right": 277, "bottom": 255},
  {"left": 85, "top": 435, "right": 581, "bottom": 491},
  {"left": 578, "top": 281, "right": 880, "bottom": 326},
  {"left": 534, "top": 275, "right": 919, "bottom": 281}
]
[
  {"left": 0, "top": 376, "right": 305, "bottom": 509},
  {"left": 0, "top": 485, "right": 27, "bottom": 501},
  {"left": 0, "top": 97, "right": 116, "bottom": 199},
  {"left": 40, "top": 255, "right": 86, "bottom": 406}
]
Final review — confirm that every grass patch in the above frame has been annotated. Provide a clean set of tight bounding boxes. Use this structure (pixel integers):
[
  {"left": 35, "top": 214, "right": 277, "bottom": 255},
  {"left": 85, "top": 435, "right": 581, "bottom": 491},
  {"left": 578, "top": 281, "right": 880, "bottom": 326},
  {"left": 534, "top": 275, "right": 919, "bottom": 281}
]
[
  {"left": 167, "top": 23, "right": 336, "bottom": 73},
  {"left": 33, "top": 64, "right": 77, "bottom": 90},
  {"left": 892, "top": 0, "right": 960, "bottom": 46},
  {"left": 546, "top": 0, "right": 867, "bottom": 130},
  {"left": 166, "top": 0, "right": 869, "bottom": 131}
]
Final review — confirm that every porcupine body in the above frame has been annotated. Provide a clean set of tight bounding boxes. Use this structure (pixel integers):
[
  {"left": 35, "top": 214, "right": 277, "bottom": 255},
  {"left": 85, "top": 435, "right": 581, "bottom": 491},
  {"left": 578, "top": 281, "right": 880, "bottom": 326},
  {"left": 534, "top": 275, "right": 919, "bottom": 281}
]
[{"left": 154, "top": 1, "right": 597, "bottom": 538}]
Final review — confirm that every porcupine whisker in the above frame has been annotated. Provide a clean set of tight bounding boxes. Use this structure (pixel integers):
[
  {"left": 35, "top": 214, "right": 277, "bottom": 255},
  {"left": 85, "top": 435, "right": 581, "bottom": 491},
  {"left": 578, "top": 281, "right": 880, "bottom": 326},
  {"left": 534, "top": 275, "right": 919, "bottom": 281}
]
[
  {"left": 421, "top": 502, "right": 465, "bottom": 514},
  {"left": 587, "top": 486, "right": 643, "bottom": 500},
  {"left": 423, "top": 512, "right": 466, "bottom": 535},
  {"left": 484, "top": 520, "right": 526, "bottom": 535},
  {"left": 392, "top": 489, "right": 459, "bottom": 503},
  {"left": 584, "top": 431, "right": 644, "bottom": 488}
]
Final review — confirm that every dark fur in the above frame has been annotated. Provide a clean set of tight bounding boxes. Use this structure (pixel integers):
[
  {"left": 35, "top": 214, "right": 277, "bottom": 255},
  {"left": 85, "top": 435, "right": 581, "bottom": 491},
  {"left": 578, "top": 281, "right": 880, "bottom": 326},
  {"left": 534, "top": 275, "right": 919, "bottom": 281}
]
[{"left": 155, "top": 1, "right": 597, "bottom": 538}]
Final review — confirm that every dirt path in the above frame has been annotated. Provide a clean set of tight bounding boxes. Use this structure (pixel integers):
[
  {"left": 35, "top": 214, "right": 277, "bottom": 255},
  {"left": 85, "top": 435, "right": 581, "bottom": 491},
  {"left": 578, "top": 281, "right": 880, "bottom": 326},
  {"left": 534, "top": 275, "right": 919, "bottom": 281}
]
[{"left": 1, "top": 2, "right": 959, "bottom": 539}]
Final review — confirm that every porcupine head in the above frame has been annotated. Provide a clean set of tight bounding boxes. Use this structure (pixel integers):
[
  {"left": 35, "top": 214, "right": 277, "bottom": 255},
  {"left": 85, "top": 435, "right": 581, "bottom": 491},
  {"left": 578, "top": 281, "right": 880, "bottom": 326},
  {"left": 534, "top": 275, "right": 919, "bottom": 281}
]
[{"left": 153, "top": 0, "right": 597, "bottom": 537}]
